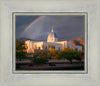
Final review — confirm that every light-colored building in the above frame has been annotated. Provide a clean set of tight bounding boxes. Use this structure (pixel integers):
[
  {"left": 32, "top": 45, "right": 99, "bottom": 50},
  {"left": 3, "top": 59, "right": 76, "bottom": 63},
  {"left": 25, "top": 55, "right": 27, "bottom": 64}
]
[{"left": 25, "top": 27, "right": 82, "bottom": 53}]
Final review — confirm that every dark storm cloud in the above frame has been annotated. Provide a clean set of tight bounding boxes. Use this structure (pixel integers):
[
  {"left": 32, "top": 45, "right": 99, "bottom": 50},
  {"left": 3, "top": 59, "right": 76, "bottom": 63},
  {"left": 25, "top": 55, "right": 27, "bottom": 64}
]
[
  {"left": 16, "top": 16, "right": 39, "bottom": 38},
  {"left": 16, "top": 15, "right": 85, "bottom": 40}
]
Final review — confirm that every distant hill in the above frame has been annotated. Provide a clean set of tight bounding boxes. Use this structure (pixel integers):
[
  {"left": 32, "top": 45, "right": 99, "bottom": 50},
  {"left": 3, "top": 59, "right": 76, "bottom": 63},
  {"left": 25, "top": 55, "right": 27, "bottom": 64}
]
[{"left": 16, "top": 38, "right": 46, "bottom": 43}]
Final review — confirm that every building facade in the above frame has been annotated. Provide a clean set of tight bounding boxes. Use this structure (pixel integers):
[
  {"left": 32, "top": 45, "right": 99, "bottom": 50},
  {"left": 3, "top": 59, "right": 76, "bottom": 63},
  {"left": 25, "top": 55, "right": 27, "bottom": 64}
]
[{"left": 25, "top": 27, "right": 82, "bottom": 53}]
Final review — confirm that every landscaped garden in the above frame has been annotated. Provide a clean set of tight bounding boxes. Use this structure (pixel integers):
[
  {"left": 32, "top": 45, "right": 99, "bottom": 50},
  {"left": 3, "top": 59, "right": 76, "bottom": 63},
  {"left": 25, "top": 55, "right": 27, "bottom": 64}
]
[{"left": 16, "top": 40, "right": 84, "bottom": 70}]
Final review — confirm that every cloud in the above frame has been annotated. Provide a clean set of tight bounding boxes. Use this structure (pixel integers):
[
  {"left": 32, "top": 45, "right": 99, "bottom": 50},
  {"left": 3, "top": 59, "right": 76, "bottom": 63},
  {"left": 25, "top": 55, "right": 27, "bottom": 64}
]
[{"left": 16, "top": 16, "right": 84, "bottom": 40}]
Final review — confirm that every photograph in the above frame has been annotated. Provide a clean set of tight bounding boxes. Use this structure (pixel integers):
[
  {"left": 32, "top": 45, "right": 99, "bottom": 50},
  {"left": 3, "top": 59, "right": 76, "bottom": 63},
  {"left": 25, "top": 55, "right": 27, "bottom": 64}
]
[
  {"left": 1, "top": 0, "right": 100, "bottom": 86},
  {"left": 15, "top": 13, "right": 86, "bottom": 71}
]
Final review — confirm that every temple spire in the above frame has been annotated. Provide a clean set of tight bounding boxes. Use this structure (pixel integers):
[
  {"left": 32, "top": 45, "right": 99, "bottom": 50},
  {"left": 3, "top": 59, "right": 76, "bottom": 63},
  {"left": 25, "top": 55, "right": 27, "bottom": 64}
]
[{"left": 51, "top": 27, "right": 54, "bottom": 32}]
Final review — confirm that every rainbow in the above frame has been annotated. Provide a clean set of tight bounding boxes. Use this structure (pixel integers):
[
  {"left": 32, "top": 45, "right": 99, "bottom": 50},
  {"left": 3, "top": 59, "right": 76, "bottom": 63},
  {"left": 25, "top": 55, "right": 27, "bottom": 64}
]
[{"left": 20, "top": 16, "right": 42, "bottom": 35}]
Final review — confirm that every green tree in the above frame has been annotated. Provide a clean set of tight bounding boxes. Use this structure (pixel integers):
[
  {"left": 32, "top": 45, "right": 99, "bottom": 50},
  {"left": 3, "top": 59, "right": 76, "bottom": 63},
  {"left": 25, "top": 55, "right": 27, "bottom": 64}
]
[
  {"left": 73, "top": 51, "right": 82, "bottom": 62},
  {"left": 16, "top": 39, "right": 27, "bottom": 60},
  {"left": 57, "top": 50, "right": 82, "bottom": 64},
  {"left": 65, "top": 51, "right": 74, "bottom": 64},
  {"left": 31, "top": 57, "right": 48, "bottom": 64},
  {"left": 16, "top": 40, "right": 26, "bottom": 50},
  {"left": 56, "top": 51, "right": 67, "bottom": 60},
  {"left": 16, "top": 51, "right": 27, "bottom": 60},
  {"left": 56, "top": 51, "right": 74, "bottom": 64},
  {"left": 78, "top": 50, "right": 84, "bottom": 58}
]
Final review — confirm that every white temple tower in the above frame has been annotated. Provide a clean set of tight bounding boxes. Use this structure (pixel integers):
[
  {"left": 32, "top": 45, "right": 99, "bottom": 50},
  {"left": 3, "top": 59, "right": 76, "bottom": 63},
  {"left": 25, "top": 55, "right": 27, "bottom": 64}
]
[{"left": 47, "top": 27, "right": 58, "bottom": 42}]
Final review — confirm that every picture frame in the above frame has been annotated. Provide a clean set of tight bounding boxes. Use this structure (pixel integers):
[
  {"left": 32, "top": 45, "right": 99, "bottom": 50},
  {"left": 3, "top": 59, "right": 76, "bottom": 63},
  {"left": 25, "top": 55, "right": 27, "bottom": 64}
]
[
  {"left": 13, "top": 12, "right": 87, "bottom": 74},
  {"left": 0, "top": 0, "right": 100, "bottom": 86}
]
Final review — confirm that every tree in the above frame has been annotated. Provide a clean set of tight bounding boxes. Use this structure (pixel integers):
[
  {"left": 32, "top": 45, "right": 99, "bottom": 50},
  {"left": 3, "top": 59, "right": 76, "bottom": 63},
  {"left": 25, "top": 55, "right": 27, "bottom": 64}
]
[
  {"left": 57, "top": 49, "right": 83, "bottom": 64},
  {"left": 56, "top": 51, "right": 74, "bottom": 64},
  {"left": 65, "top": 51, "right": 74, "bottom": 64},
  {"left": 56, "top": 51, "right": 67, "bottom": 60},
  {"left": 41, "top": 50, "right": 48, "bottom": 58},
  {"left": 16, "top": 51, "right": 27, "bottom": 60},
  {"left": 31, "top": 57, "right": 48, "bottom": 64},
  {"left": 16, "top": 40, "right": 26, "bottom": 51},
  {"left": 78, "top": 50, "right": 84, "bottom": 58},
  {"left": 16, "top": 39, "right": 27, "bottom": 60},
  {"left": 73, "top": 51, "right": 82, "bottom": 62},
  {"left": 49, "top": 48, "right": 57, "bottom": 58},
  {"left": 63, "top": 47, "right": 73, "bottom": 52}
]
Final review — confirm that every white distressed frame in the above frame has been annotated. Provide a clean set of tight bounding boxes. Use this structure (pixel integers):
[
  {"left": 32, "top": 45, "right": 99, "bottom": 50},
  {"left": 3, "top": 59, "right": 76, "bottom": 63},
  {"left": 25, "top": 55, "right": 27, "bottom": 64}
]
[{"left": 0, "top": 0, "right": 100, "bottom": 86}]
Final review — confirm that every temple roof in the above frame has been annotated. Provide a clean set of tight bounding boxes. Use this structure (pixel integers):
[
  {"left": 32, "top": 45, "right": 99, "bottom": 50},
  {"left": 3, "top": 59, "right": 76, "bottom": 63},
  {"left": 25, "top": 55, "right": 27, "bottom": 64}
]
[{"left": 47, "top": 27, "right": 57, "bottom": 38}]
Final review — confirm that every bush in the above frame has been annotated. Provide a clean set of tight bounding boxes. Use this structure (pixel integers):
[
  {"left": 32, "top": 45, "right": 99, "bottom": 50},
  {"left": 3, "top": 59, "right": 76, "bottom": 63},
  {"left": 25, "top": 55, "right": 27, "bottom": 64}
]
[
  {"left": 16, "top": 51, "right": 27, "bottom": 60},
  {"left": 78, "top": 50, "right": 84, "bottom": 58},
  {"left": 73, "top": 51, "right": 82, "bottom": 62},
  {"left": 49, "top": 48, "right": 57, "bottom": 55},
  {"left": 16, "top": 39, "right": 26, "bottom": 50},
  {"left": 64, "top": 51, "right": 74, "bottom": 64},
  {"left": 56, "top": 50, "right": 81, "bottom": 64},
  {"left": 63, "top": 47, "right": 73, "bottom": 52},
  {"left": 56, "top": 51, "right": 67, "bottom": 60},
  {"left": 31, "top": 57, "right": 48, "bottom": 64}
]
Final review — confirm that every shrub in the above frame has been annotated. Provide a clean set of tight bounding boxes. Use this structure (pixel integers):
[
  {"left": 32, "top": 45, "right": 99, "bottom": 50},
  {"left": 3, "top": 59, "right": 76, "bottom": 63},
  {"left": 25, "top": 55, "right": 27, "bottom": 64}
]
[
  {"left": 64, "top": 51, "right": 74, "bottom": 64},
  {"left": 49, "top": 48, "right": 57, "bottom": 58},
  {"left": 63, "top": 47, "right": 73, "bottom": 52},
  {"left": 78, "top": 50, "right": 84, "bottom": 58},
  {"left": 56, "top": 50, "right": 77, "bottom": 64},
  {"left": 73, "top": 51, "right": 82, "bottom": 62},
  {"left": 16, "top": 51, "right": 27, "bottom": 60},
  {"left": 56, "top": 51, "right": 67, "bottom": 60},
  {"left": 57, "top": 50, "right": 82, "bottom": 63},
  {"left": 16, "top": 39, "right": 26, "bottom": 50},
  {"left": 31, "top": 57, "right": 48, "bottom": 64}
]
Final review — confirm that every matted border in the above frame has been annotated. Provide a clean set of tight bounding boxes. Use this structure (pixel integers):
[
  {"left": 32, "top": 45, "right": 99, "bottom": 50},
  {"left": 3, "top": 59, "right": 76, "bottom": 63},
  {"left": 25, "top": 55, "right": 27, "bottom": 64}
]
[
  {"left": 12, "top": 12, "right": 88, "bottom": 74},
  {"left": 0, "top": 0, "right": 100, "bottom": 86}
]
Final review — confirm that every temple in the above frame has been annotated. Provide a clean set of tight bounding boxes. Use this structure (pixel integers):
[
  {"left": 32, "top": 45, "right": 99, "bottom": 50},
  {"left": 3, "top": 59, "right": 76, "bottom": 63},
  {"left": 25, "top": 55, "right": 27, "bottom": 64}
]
[{"left": 25, "top": 27, "right": 82, "bottom": 53}]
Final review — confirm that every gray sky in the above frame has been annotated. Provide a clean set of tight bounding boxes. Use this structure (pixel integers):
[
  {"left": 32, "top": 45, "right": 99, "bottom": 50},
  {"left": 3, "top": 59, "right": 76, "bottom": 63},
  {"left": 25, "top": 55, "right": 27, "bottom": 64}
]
[{"left": 16, "top": 15, "right": 85, "bottom": 40}]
